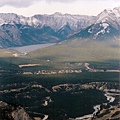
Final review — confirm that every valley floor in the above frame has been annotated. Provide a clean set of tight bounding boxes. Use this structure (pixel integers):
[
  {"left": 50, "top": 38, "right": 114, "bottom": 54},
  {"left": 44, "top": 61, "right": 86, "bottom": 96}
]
[{"left": 0, "top": 80, "right": 120, "bottom": 120}]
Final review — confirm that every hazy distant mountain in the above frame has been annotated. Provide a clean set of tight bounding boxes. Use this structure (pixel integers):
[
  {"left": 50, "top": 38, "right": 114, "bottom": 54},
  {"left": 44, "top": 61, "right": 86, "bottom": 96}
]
[
  {"left": 0, "top": 7, "right": 119, "bottom": 47},
  {"left": 69, "top": 7, "right": 120, "bottom": 40}
]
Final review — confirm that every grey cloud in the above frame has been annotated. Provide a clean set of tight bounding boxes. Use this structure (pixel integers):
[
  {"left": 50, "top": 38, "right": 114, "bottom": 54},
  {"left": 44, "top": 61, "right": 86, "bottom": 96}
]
[
  {"left": 0, "top": 0, "right": 111, "bottom": 8},
  {"left": 0, "top": 0, "right": 80, "bottom": 7},
  {"left": 45, "top": 0, "right": 78, "bottom": 2},
  {"left": 0, "top": 0, "right": 40, "bottom": 7},
  {"left": 45, "top": 0, "right": 107, "bottom": 1},
  {"left": 44, "top": 0, "right": 106, "bottom": 3}
]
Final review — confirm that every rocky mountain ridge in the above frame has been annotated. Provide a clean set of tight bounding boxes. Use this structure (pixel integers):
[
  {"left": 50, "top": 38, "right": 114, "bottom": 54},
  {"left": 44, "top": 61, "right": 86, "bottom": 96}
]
[
  {"left": 0, "top": 12, "right": 94, "bottom": 47},
  {"left": 0, "top": 12, "right": 95, "bottom": 31},
  {"left": 70, "top": 7, "right": 120, "bottom": 40},
  {"left": 0, "top": 7, "right": 120, "bottom": 47}
]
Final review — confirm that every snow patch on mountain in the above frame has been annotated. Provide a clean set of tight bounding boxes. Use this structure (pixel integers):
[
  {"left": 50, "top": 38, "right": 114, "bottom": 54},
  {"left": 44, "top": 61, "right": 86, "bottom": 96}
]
[
  {"left": 88, "top": 28, "right": 92, "bottom": 33},
  {"left": 93, "top": 22, "right": 110, "bottom": 39},
  {"left": 101, "top": 22, "right": 109, "bottom": 29}
]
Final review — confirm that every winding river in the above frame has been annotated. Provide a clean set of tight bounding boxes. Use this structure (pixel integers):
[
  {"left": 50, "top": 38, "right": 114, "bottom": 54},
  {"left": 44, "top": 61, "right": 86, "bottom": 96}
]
[{"left": 75, "top": 92, "right": 116, "bottom": 120}]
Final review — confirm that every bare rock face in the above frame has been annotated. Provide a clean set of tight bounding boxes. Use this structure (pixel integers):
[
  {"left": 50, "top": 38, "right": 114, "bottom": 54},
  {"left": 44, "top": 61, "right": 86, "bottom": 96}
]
[
  {"left": 0, "top": 101, "right": 34, "bottom": 120},
  {"left": 11, "top": 107, "right": 34, "bottom": 120}
]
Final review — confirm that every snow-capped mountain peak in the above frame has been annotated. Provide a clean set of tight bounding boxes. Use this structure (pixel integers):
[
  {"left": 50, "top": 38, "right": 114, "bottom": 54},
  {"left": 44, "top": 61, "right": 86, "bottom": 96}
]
[
  {"left": 33, "top": 12, "right": 95, "bottom": 32},
  {"left": 94, "top": 6, "right": 120, "bottom": 30},
  {"left": 96, "top": 7, "right": 120, "bottom": 22},
  {"left": 97, "top": 9, "right": 114, "bottom": 22},
  {"left": 0, "top": 13, "right": 42, "bottom": 27},
  {"left": 69, "top": 6, "right": 120, "bottom": 40}
]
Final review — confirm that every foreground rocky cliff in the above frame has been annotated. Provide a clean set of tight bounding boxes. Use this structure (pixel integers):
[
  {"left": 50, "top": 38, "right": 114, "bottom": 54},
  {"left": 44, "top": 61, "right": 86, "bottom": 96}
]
[{"left": 0, "top": 101, "right": 34, "bottom": 120}]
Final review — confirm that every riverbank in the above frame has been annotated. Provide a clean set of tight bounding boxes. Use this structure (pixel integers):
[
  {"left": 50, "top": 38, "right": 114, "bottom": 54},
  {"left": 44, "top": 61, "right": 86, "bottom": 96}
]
[{"left": 75, "top": 90, "right": 120, "bottom": 120}]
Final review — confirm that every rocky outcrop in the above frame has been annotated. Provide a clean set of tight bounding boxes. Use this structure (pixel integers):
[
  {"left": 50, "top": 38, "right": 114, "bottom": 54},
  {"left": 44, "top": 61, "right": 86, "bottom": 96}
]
[
  {"left": 52, "top": 82, "right": 120, "bottom": 93},
  {"left": 0, "top": 101, "right": 34, "bottom": 120}
]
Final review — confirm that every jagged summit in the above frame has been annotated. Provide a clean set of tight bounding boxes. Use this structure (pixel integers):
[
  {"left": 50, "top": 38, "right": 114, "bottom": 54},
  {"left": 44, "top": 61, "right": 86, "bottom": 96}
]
[
  {"left": 69, "top": 6, "right": 120, "bottom": 40},
  {"left": 53, "top": 12, "right": 63, "bottom": 16},
  {"left": 95, "top": 7, "right": 120, "bottom": 24}
]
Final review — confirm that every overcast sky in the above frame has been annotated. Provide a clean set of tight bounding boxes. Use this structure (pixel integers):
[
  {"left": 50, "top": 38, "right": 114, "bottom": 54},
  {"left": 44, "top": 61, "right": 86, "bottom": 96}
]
[{"left": 0, "top": 0, "right": 119, "bottom": 16}]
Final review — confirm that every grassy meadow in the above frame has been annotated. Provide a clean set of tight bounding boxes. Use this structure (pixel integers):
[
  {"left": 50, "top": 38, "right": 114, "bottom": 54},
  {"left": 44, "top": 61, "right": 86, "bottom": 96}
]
[
  {"left": 0, "top": 38, "right": 119, "bottom": 71},
  {"left": 29, "top": 38, "right": 120, "bottom": 62}
]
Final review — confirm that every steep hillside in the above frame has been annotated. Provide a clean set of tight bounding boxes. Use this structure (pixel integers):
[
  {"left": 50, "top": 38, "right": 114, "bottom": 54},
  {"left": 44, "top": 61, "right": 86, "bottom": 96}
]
[{"left": 28, "top": 38, "right": 120, "bottom": 63}]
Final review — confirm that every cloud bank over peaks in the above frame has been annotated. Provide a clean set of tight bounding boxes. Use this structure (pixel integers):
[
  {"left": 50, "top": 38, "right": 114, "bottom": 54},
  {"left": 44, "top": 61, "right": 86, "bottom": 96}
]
[
  {"left": 0, "top": 0, "right": 118, "bottom": 9},
  {"left": 0, "top": 0, "right": 41, "bottom": 7},
  {"left": 0, "top": 0, "right": 79, "bottom": 8}
]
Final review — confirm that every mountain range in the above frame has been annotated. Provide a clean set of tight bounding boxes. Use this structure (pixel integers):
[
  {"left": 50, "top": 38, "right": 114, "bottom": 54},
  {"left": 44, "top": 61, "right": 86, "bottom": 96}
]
[{"left": 0, "top": 7, "right": 120, "bottom": 47}]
